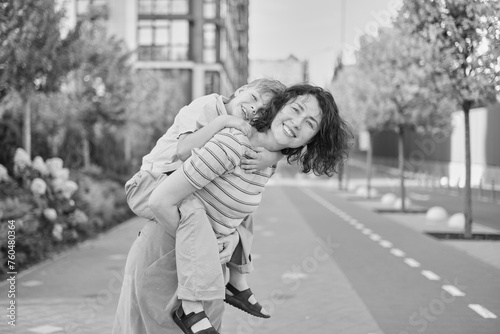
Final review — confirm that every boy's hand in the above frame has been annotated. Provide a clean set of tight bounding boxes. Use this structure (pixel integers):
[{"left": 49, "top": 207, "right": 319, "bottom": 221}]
[
  {"left": 220, "top": 115, "right": 252, "bottom": 137},
  {"left": 241, "top": 147, "right": 282, "bottom": 173},
  {"left": 218, "top": 231, "right": 240, "bottom": 264}
]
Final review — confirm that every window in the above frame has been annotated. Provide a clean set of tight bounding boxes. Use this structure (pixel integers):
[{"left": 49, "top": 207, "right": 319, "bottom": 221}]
[
  {"left": 138, "top": 0, "right": 189, "bottom": 16},
  {"left": 205, "top": 71, "right": 220, "bottom": 95},
  {"left": 138, "top": 19, "right": 189, "bottom": 61},
  {"left": 203, "top": 0, "right": 217, "bottom": 19},
  {"left": 203, "top": 23, "right": 217, "bottom": 63}
]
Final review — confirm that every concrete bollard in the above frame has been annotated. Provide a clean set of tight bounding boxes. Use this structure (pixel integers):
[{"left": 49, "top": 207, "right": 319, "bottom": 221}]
[
  {"left": 447, "top": 213, "right": 466, "bottom": 229},
  {"left": 381, "top": 193, "right": 397, "bottom": 206},
  {"left": 425, "top": 206, "right": 448, "bottom": 222}
]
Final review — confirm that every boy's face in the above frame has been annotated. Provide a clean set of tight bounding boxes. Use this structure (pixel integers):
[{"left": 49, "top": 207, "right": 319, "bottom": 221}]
[{"left": 226, "top": 86, "right": 274, "bottom": 122}]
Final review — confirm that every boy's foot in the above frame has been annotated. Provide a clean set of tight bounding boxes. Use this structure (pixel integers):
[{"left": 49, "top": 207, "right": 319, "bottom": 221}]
[
  {"left": 173, "top": 302, "right": 218, "bottom": 334},
  {"left": 224, "top": 283, "right": 271, "bottom": 318}
]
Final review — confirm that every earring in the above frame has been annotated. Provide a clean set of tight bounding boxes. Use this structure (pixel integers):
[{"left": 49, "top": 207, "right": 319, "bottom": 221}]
[{"left": 252, "top": 110, "right": 256, "bottom": 115}]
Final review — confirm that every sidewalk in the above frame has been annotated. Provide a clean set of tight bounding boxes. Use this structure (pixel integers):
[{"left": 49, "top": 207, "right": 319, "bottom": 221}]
[{"left": 1, "top": 184, "right": 499, "bottom": 333}]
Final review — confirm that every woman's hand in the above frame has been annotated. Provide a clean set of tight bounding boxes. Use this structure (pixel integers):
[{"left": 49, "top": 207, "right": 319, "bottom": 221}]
[
  {"left": 217, "top": 230, "right": 240, "bottom": 264},
  {"left": 241, "top": 147, "right": 283, "bottom": 173}
]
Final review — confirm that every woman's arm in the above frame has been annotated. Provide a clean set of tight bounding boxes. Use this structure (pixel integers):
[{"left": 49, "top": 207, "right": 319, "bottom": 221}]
[
  {"left": 177, "top": 115, "right": 251, "bottom": 161},
  {"left": 148, "top": 168, "right": 197, "bottom": 235}
]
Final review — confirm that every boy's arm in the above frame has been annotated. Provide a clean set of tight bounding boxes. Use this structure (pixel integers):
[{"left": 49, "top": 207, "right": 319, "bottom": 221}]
[
  {"left": 177, "top": 115, "right": 252, "bottom": 161},
  {"left": 241, "top": 147, "right": 284, "bottom": 174}
]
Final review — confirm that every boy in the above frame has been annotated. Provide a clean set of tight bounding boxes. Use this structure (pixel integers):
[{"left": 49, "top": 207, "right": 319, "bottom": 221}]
[{"left": 125, "top": 78, "right": 285, "bottom": 323}]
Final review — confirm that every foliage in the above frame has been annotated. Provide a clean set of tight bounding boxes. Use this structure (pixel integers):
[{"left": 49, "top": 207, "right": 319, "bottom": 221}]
[
  {"left": 0, "top": 150, "right": 132, "bottom": 277},
  {"left": 396, "top": 0, "right": 500, "bottom": 105},
  {"left": 355, "top": 27, "right": 455, "bottom": 135}
]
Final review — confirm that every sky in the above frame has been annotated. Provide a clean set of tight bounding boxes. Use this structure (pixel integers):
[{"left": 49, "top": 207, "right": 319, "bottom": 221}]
[{"left": 248, "top": 0, "right": 403, "bottom": 86}]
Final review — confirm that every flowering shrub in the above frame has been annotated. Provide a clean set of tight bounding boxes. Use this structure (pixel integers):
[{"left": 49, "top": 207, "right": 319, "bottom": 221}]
[{"left": 0, "top": 148, "right": 132, "bottom": 276}]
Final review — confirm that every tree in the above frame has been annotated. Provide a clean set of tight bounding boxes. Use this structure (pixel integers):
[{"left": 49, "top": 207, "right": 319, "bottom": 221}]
[
  {"left": 332, "top": 65, "right": 386, "bottom": 198},
  {"left": 397, "top": 0, "right": 500, "bottom": 236},
  {"left": 356, "top": 28, "right": 455, "bottom": 211},
  {"left": 0, "top": 0, "right": 80, "bottom": 157},
  {"left": 64, "top": 20, "right": 133, "bottom": 168}
]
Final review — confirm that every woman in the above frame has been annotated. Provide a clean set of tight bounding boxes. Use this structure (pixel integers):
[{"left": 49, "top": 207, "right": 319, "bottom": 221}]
[{"left": 112, "top": 84, "right": 351, "bottom": 334}]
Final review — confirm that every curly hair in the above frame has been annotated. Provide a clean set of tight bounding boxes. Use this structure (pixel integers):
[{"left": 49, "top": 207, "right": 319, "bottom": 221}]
[{"left": 252, "top": 84, "right": 352, "bottom": 177}]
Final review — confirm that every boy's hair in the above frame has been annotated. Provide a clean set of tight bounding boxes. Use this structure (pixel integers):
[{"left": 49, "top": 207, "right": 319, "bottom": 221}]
[
  {"left": 246, "top": 78, "right": 286, "bottom": 102},
  {"left": 229, "top": 78, "right": 286, "bottom": 106},
  {"left": 252, "top": 84, "right": 353, "bottom": 177}
]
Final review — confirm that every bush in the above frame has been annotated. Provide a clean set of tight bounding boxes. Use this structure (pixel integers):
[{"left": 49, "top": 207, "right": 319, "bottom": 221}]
[{"left": 0, "top": 149, "right": 133, "bottom": 278}]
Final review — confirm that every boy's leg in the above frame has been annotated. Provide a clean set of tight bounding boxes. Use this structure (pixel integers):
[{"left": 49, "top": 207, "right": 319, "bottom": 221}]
[
  {"left": 175, "top": 195, "right": 226, "bottom": 301},
  {"left": 225, "top": 215, "right": 270, "bottom": 317},
  {"left": 227, "top": 215, "right": 254, "bottom": 274},
  {"left": 125, "top": 170, "right": 166, "bottom": 220}
]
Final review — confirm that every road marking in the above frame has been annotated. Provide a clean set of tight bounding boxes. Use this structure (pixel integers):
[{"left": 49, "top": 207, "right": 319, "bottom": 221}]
[
  {"left": 421, "top": 270, "right": 440, "bottom": 281},
  {"left": 28, "top": 325, "right": 64, "bottom": 333},
  {"left": 404, "top": 258, "right": 421, "bottom": 268},
  {"left": 390, "top": 248, "right": 405, "bottom": 257},
  {"left": 379, "top": 240, "right": 393, "bottom": 248},
  {"left": 468, "top": 304, "right": 497, "bottom": 319},
  {"left": 362, "top": 228, "right": 372, "bottom": 235},
  {"left": 21, "top": 280, "right": 43, "bottom": 287},
  {"left": 350, "top": 219, "right": 358, "bottom": 224},
  {"left": 370, "top": 234, "right": 381, "bottom": 241},
  {"left": 355, "top": 224, "right": 364, "bottom": 230},
  {"left": 442, "top": 285, "right": 465, "bottom": 296}
]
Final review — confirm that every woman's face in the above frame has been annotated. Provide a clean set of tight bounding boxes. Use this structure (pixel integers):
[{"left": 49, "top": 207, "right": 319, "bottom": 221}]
[{"left": 270, "top": 94, "right": 322, "bottom": 149}]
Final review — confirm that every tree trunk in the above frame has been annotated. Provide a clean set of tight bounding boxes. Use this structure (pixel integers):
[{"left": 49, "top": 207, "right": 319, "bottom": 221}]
[
  {"left": 463, "top": 102, "right": 473, "bottom": 239},
  {"left": 82, "top": 132, "right": 91, "bottom": 168},
  {"left": 22, "top": 92, "right": 32, "bottom": 158},
  {"left": 337, "top": 161, "right": 344, "bottom": 190},
  {"left": 398, "top": 126, "right": 406, "bottom": 212},
  {"left": 366, "top": 131, "right": 373, "bottom": 199}
]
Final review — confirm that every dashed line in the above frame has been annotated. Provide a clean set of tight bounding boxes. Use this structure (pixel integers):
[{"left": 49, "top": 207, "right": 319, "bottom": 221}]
[
  {"left": 421, "top": 270, "right": 440, "bottom": 281},
  {"left": 390, "top": 248, "right": 405, "bottom": 257},
  {"left": 379, "top": 240, "right": 393, "bottom": 248},
  {"left": 362, "top": 228, "right": 372, "bottom": 235},
  {"left": 442, "top": 285, "right": 466, "bottom": 297},
  {"left": 404, "top": 258, "right": 421, "bottom": 268},
  {"left": 301, "top": 187, "right": 497, "bottom": 324},
  {"left": 468, "top": 304, "right": 497, "bottom": 319}
]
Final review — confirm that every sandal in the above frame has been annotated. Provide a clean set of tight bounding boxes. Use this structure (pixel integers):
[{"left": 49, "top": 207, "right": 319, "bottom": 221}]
[
  {"left": 224, "top": 283, "right": 270, "bottom": 318},
  {"left": 172, "top": 305, "right": 219, "bottom": 334}
]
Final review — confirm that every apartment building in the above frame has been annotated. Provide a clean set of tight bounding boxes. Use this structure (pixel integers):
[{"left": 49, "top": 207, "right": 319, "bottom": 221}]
[{"left": 65, "top": 0, "right": 249, "bottom": 103}]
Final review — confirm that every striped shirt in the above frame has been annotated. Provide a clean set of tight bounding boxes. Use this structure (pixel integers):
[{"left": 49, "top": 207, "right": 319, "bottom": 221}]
[{"left": 183, "top": 128, "right": 276, "bottom": 236}]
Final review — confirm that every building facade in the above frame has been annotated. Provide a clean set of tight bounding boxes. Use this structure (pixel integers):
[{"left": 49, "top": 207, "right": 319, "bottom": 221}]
[{"left": 65, "top": 0, "right": 249, "bottom": 103}]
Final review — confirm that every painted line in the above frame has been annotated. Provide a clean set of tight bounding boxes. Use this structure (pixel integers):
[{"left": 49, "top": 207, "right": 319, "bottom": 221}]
[
  {"left": 362, "top": 228, "right": 372, "bottom": 235},
  {"left": 404, "top": 258, "right": 421, "bottom": 268},
  {"left": 370, "top": 234, "right": 381, "bottom": 241},
  {"left": 350, "top": 219, "right": 358, "bottom": 224},
  {"left": 355, "top": 224, "right": 364, "bottom": 230},
  {"left": 468, "top": 304, "right": 498, "bottom": 319},
  {"left": 390, "top": 248, "right": 405, "bottom": 257},
  {"left": 421, "top": 270, "right": 440, "bottom": 281},
  {"left": 379, "top": 240, "right": 393, "bottom": 248},
  {"left": 442, "top": 285, "right": 466, "bottom": 297}
]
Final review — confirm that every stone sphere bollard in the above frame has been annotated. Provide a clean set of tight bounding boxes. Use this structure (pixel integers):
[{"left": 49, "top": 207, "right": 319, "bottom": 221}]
[
  {"left": 381, "top": 193, "right": 397, "bottom": 206},
  {"left": 448, "top": 213, "right": 466, "bottom": 229},
  {"left": 426, "top": 206, "right": 448, "bottom": 222}
]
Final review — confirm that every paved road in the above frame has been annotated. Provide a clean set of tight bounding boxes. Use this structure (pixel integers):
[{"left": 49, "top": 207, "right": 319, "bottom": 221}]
[{"left": 1, "top": 184, "right": 499, "bottom": 334}]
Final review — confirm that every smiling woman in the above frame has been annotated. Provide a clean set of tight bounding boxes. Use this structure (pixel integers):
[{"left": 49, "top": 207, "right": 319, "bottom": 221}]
[
  {"left": 113, "top": 83, "right": 352, "bottom": 334},
  {"left": 253, "top": 84, "right": 351, "bottom": 176}
]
